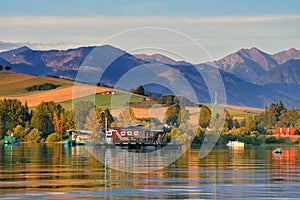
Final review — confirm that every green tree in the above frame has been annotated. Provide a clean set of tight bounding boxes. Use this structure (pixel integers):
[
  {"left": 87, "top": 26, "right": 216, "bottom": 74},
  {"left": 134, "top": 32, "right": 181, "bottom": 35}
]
[
  {"left": 31, "top": 101, "right": 64, "bottom": 138},
  {"left": 245, "top": 116, "right": 256, "bottom": 134},
  {"left": 73, "top": 100, "right": 94, "bottom": 129},
  {"left": 233, "top": 119, "right": 240, "bottom": 128},
  {"left": 96, "top": 107, "right": 114, "bottom": 128},
  {"left": 224, "top": 110, "right": 233, "bottom": 130},
  {"left": 132, "top": 85, "right": 145, "bottom": 96},
  {"left": 25, "top": 128, "right": 42, "bottom": 143},
  {"left": 256, "top": 123, "right": 266, "bottom": 135},
  {"left": 0, "top": 99, "right": 30, "bottom": 139},
  {"left": 279, "top": 108, "right": 300, "bottom": 127},
  {"left": 199, "top": 105, "right": 211, "bottom": 128},
  {"left": 256, "top": 102, "right": 287, "bottom": 129},
  {"left": 0, "top": 65, "right": 3, "bottom": 71},
  {"left": 240, "top": 118, "right": 246, "bottom": 127},
  {"left": 295, "top": 118, "right": 300, "bottom": 130},
  {"left": 4, "top": 66, "right": 11, "bottom": 71}
]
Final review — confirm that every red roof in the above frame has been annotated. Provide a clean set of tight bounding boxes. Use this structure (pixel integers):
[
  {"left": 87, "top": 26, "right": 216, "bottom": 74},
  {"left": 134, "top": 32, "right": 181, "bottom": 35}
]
[{"left": 273, "top": 127, "right": 299, "bottom": 136}]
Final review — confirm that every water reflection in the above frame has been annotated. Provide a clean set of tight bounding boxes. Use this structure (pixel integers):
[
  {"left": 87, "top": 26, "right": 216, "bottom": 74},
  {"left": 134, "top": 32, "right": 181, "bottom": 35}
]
[
  {"left": 86, "top": 146, "right": 183, "bottom": 173},
  {"left": 1, "top": 144, "right": 300, "bottom": 199},
  {"left": 272, "top": 147, "right": 296, "bottom": 182}
]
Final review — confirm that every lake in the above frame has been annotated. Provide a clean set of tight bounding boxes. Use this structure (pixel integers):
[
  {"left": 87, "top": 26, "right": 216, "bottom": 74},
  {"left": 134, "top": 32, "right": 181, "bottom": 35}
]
[{"left": 1, "top": 144, "right": 300, "bottom": 199}]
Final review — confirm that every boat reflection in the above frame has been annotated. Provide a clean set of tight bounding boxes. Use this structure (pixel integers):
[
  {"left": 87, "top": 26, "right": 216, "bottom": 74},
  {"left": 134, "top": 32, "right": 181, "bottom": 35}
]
[
  {"left": 86, "top": 145, "right": 184, "bottom": 173},
  {"left": 272, "top": 147, "right": 296, "bottom": 182}
]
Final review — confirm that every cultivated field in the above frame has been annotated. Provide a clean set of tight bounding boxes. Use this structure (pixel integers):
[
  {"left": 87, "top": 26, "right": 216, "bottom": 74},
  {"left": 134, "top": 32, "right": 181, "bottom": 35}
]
[
  {"left": 0, "top": 72, "right": 113, "bottom": 107},
  {"left": 0, "top": 72, "right": 73, "bottom": 97},
  {"left": 0, "top": 72, "right": 263, "bottom": 120}
]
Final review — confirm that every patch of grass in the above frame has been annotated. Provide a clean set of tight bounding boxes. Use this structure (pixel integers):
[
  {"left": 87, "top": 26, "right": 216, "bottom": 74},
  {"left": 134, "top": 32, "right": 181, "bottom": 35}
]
[
  {"left": 59, "top": 92, "right": 145, "bottom": 110},
  {"left": 229, "top": 111, "right": 255, "bottom": 118},
  {"left": 191, "top": 104, "right": 262, "bottom": 120},
  {"left": 0, "top": 72, "right": 73, "bottom": 97}
]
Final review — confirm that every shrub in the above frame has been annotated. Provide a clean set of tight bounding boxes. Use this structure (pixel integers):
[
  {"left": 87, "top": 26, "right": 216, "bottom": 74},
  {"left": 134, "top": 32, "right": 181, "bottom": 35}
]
[
  {"left": 46, "top": 132, "right": 62, "bottom": 143},
  {"left": 25, "top": 83, "right": 60, "bottom": 92},
  {"left": 265, "top": 136, "right": 277, "bottom": 144}
]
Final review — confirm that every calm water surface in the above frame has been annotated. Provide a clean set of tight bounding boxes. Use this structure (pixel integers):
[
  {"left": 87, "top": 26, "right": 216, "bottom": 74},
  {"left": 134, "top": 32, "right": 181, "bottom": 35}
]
[{"left": 1, "top": 144, "right": 300, "bottom": 199}]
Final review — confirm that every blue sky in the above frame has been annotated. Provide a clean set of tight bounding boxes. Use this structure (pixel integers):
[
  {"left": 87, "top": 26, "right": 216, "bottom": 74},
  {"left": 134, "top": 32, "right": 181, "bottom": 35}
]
[
  {"left": 1, "top": 0, "right": 299, "bottom": 16},
  {"left": 0, "top": 0, "right": 299, "bottom": 62}
]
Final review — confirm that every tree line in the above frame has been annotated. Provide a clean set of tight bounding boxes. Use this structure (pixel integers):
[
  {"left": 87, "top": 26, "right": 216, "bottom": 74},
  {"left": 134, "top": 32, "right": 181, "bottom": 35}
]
[
  {"left": 0, "top": 99, "right": 115, "bottom": 143},
  {"left": 25, "top": 83, "right": 60, "bottom": 92},
  {"left": 1, "top": 97, "right": 299, "bottom": 145},
  {"left": 0, "top": 65, "right": 12, "bottom": 71}
]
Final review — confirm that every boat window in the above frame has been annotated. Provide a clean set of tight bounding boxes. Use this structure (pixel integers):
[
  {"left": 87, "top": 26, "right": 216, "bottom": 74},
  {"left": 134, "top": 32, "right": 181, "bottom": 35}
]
[
  {"left": 106, "top": 131, "right": 112, "bottom": 136},
  {"left": 121, "top": 131, "right": 125, "bottom": 136},
  {"left": 134, "top": 131, "right": 139, "bottom": 136},
  {"left": 127, "top": 131, "right": 132, "bottom": 136}
]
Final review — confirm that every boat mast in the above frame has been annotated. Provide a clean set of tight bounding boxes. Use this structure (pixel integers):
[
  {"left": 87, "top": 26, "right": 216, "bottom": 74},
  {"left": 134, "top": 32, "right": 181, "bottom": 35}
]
[{"left": 105, "top": 117, "right": 108, "bottom": 133}]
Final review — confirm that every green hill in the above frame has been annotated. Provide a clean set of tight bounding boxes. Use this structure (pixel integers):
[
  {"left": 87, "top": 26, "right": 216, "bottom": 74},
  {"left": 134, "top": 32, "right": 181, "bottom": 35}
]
[
  {"left": 0, "top": 72, "right": 73, "bottom": 97},
  {"left": 0, "top": 72, "right": 262, "bottom": 119}
]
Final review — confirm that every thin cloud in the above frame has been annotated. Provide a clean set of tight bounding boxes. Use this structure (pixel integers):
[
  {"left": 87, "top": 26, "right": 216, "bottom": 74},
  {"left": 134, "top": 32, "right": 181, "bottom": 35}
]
[
  {"left": 0, "top": 15, "right": 299, "bottom": 26},
  {"left": 0, "top": 41, "right": 80, "bottom": 51}
]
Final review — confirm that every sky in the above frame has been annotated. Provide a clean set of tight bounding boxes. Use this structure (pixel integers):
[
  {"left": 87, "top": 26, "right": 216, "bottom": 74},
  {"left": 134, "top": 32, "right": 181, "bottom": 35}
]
[{"left": 0, "top": 0, "right": 299, "bottom": 63}]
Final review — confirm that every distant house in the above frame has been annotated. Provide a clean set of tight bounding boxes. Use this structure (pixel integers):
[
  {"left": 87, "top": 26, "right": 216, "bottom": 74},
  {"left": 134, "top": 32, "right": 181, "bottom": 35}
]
[
  {"left": 273, "top": 127, "right": 300, "bottom": 136},
  {"left": 104, "top": 91, "right": 116, "bottom": 95}
]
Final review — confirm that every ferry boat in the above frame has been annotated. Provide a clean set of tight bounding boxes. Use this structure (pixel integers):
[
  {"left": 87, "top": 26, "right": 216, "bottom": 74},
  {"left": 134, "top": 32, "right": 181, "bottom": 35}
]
[
  {"left": 226, "top": 140, "right": 244, "bottom": 147},
  {"left": 4, "top": 135, "right": 17, "bottom": 145},
  {"left": 64, "top": 129, "right": 92, "bottom": 146}
]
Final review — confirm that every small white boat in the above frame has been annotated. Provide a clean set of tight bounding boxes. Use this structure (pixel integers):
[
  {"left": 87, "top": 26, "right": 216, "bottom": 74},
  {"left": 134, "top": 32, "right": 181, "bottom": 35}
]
[
  {"left": 226, "top": 140, "right": 244, "bottom": 147},
  {"left": 273, "top": 147, "right": 283, "bottom": 154}
]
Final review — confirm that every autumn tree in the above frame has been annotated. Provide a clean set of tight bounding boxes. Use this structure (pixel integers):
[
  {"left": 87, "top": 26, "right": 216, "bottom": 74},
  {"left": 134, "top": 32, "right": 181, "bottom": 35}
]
[
  {"left": 13, "top": 125, "right": 30, "bottom": 142},
  {"left": 64, "top": 110, "right": 75, "bottom": 132},
  {"left": 25, "top": 128, "right": 42, "bottom": 143},
  {"left": 53, "top": 113, "right": 64, "bottom": 134},
  {"left": 165, "top": 104, "right": 189, "bottom": 126},
  {"left": 118, "top": 107, "right": 136, "bottom": 127},
  {"left": 199, "top": 105, "right": 211, "bottom": 128},
  {"left": 46, "top": 132, "right": 62, "bottom": 142},
  {"left": 165, "top": 104, "right": 181, "bottom": 126}
]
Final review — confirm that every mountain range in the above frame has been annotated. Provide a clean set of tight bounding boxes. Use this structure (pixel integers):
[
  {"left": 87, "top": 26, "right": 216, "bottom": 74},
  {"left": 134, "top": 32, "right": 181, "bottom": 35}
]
[{"left": 0, "top": 45, "right": 299, "bottom": 108}]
